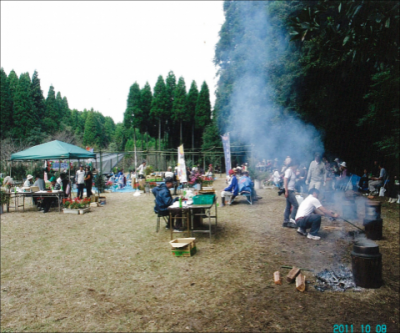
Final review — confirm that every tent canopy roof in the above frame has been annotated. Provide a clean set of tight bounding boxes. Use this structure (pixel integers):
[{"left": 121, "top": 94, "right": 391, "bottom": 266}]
[{"left": 10, "top": 140, "right": 96, "bottom": 161}]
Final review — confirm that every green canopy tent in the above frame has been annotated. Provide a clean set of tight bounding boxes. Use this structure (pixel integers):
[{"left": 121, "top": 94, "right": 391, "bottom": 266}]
[
  {"left": 10, "top": 140, "right": 97, "bottom": 195},
  {"left": 11, "top": 140, "right": 95, "bottom": 161}
]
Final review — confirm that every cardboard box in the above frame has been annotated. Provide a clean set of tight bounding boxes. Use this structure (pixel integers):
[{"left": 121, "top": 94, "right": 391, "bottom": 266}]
[
  {"left": 169, "top": 238, "right": 197, "bottom": 257},
  {"left": 98, "top": 196, "right": 107, "bottom": 205}
]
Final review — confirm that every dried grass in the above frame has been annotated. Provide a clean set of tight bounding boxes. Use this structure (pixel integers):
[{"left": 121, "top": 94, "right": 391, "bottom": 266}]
[{"left": 1, "top": 178, "right": 399, "bottom": 332}]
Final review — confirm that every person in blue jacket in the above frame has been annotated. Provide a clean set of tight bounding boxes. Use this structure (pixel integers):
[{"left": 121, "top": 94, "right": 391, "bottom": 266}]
[
  {"left": 238, "top": 170, "right": 258, "bottom": 201},
  {"left": 221, "top": 169, "right": 239, "bottom": 206},
  {"left": 152, "top": 177, "right": 182, "bottom": 230}
]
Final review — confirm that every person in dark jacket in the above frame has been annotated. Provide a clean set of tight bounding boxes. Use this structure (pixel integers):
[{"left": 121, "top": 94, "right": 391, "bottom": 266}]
[{"left": 152, "top": 177, "right": 182, "bottom": 230}]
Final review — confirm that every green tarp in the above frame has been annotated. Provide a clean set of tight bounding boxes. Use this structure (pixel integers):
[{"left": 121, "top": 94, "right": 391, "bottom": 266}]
[{"left": 10, "top": 140, "right": 96, "bottom": 161}]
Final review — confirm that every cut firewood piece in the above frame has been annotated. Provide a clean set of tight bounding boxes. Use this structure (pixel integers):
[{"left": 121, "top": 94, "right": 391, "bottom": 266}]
[
  {"left": 286, "top": 267, "right": 301, "bottom": 283},
  {"left": 274, "top": 271, "right": 281, "bottom": 285},
  {"left": 296, "top": 273, "right": 306, "bottom": 292}
]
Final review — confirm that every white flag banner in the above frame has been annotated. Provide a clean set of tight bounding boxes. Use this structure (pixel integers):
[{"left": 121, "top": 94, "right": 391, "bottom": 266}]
[{"left": 177, "top": 145, "right": 187, "bottom": 183}]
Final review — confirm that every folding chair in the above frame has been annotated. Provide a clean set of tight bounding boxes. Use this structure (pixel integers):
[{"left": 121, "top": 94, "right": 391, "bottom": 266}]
[
  {"left": 156, "top": 212, "right": 169, "bottom": 232},
  {"left": 239, "top": 191, "right": 253, "bottom": 205}
]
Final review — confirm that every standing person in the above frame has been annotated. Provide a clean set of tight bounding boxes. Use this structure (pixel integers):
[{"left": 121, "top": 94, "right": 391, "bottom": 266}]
[
  {"left": 165, "top": 166, "right": 174, "bottom": 179},
  {"left": 76, "top": 165, "right": 85, "bottom": 199},
  {"left": 85, "top": 166, "right": 93, "bottom": 197},
  {"left": 295, "top": 188, "right": 339, "bottom": 240},
  {"left": 306, "top": 152, "right": 326, "bottom": 193},
  {"left": 136, "top": 161, "right": 146, "bottom": 179},
  {"left": 283, "top": 160, "right": 299, "bottom": 228},
  {"left": 368, "top": 163, "right": 387, "bottom": 195}
]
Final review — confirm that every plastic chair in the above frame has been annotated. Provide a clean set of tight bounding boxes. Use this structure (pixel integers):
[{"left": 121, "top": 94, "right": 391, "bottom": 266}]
[{"left": 239, "top": 191, "right": 253, "bottom": 205}]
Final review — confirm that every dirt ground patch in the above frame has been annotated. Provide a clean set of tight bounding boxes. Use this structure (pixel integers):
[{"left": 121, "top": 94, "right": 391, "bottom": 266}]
[{"left": 1, "top": 177, "right": 399, "bottom": 332}]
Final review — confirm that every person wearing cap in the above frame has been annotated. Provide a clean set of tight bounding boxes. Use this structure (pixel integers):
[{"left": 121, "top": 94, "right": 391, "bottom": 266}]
[
  {"left": 306, "top": 152, "right": 326, "bottom": 195},
  {"left": 23, "top": 174, "right": 34, "bottom": 187},
  {"left": 75, "top": 165, "right": 86, "bottom": 199},
  {"left": 295, "top": 188, "right": 339, "bottom": 240},
  {"left": 41, "top": 177, "right": 61, "bottom": 213},
  {"left": 136, "top": 161, "right": 146, "bottom": 179},
  {"left": 336, "top": 162, "right": 349, "bottom": 190},
  {"left": 221, "top": 169, "right": 239, "bottom": 206},
  {"left": 152, "top": 177, "right": 182, "bottom": 231},
  {"left": 165, "top": 166, "right": 174, "bottom": 179}
]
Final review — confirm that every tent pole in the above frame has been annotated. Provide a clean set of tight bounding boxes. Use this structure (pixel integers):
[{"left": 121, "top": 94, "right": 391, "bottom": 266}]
[
  {"left": 69, "top": 159, "right": 71, "bottom": 198},
  {"left": 99, "top": 150, "right": 103, "bottom": 194}
]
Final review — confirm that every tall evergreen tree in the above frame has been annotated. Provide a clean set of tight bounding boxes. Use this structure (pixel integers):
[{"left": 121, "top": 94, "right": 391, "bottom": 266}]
[
  {"left": 7, "top": 70, "right": 19, "bottom": 102},
  {"left": 187, "top": 80, "right": 199, "bottom": 149},
  {"left": 56, "top": 92, "right": 64, "bottom": 122},
  {"left": 0, "top": 68, "right": 13, "bottom": 138},
  {"left": 83, "top": 111, "right": 100, "bottom": 147},
  {"left": 62, "top": 97, "right": 71, "bottom": 126},
  {"left": 30, "top": 70, "right": 46, "bottom": 128},
  {"left": 104, "top": 116, "right": 116, "bottom": 146},
  {"left": 165, "top": 71, "right": 177, "bottom": 146},
  {"left": 150, "top": 75, "right": 168, "bottom": 149},
  {"left": 44, "top": 85, "right": 58, "bottom": 133},
  {"left": 140, "top": 82, "right": 153, "bottom": 149},
  {"left": 195, "top": 81, "right": 212, "bottom": 147},
  {"left": 12, "top": 72, "right": 35, "bottom": 139},
  {"left": 171, "top": 77, "right": 188, "bottom": 145},
  {"left": 123, "top": 82, "right": 142, "bottom": 155}
]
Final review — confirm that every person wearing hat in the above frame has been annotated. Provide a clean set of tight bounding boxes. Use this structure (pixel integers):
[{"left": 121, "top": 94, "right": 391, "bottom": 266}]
[
  {"left": 75, "top": 165, "right": 86, "bottom": 199},
  {"left": 221, "top": 169, "right": 239, "bottom": 207},
  {"left": 23, "top": 174, "right": 34, "bottom": 187},
  {"left": 239, "top": 170, "right": 259, "bottom": 202},
  {"left": 41, "top": 177, "right": 61, "bottom": 213},
  {"left": 336, "top": 162, "right": 349, "bottom": 190},
  {"left": 306, "top": 152, "right": 326, "bottom": 196}
]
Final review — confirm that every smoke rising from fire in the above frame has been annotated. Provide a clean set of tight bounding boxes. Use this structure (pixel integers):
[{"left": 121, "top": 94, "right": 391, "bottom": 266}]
[{"left": 217, "top": 2, "right": 323, "bottom": 163}]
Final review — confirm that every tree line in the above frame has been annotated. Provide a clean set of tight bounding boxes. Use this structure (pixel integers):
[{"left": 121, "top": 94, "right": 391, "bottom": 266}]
[
  {"left": 214, "top": 1, "right": 399, "bottom": 174},
  {"left": 122, "top": 71, "right": 216, "bottom": 152},
  {"left": 0, "top": 69, "right": 219, "bottom": 161}
]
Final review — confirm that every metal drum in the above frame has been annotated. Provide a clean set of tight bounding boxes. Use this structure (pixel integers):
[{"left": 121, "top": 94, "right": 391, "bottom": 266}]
[
  {"left": 365, "top": 201, "right": 381, "bottom": 220},
  {"left": 351, "top": 238, "right": 382, "bottom": 289},
  {"left": 363, "top": 218, "right": 383, "bottom": 240}
]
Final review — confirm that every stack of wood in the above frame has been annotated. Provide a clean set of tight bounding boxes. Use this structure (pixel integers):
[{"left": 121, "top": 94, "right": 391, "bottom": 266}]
[{"left": 273, "top": 266, "right": 306, "bottom": 292}]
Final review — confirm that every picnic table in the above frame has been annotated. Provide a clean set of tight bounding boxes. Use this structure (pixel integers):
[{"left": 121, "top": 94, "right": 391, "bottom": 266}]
[
  {"left": 4, "top": 190, "right": 65, "bottom": 213},
  {"left": 167, "top": 194, "right": 218, "bottom": 241}
]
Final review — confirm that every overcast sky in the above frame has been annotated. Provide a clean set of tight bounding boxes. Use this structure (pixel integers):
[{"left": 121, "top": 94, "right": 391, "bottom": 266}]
[{"left": 1, "top": 1, "right": 225, "bottom": 123}]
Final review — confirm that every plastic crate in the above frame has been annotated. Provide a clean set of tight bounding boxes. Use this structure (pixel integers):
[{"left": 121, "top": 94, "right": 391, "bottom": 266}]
[{"left": 192, "top": 194, "right": 215, "bottom": 205}]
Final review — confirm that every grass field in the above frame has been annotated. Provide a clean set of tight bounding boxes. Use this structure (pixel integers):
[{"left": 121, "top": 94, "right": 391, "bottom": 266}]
[{"left": 1, "top": 177, "right": 399, "bottom": 332}]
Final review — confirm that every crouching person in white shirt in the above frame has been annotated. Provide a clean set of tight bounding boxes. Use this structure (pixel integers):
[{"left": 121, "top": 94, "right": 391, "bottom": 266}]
[{"left": 295, "top": 188, "right": 339, "bottom": 240}]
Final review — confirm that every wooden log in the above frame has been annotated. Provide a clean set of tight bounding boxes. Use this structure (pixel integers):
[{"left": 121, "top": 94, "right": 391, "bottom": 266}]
[
  {"left": 286, "top": 267, "right": 301, "bottom": 283},
  {"left": 273, "top": 271, "right": 281, "bottom": 285},
  {"left": 296, "top": 273, "right": 306, "bottom": 292}
]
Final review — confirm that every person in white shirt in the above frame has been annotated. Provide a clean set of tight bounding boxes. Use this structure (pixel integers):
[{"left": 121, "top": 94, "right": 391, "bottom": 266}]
[
  {"left": 273, "top": 169, "right": 282, "bottom": 187},
  {"left": 283, "top": 160, "right": 299, "bottom": 228},
  {"left": 295, "top": 188, "right": 339, "bottom": 240},
  {"left": 165, "top": 166, "right": 174, "bottom": 179},
  {"left": 136, "top": 161, "right": 146, "bottom": 179},
  {"left": 23, "top": 174, "right": 34, "bottom": 187},
  {"left": 75, "top": 165, "right": 86, "bottom": 199},
  {"left": 306, "top": 152, "right": 326, "bottom": 190}
]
